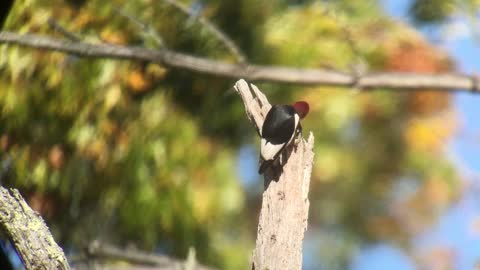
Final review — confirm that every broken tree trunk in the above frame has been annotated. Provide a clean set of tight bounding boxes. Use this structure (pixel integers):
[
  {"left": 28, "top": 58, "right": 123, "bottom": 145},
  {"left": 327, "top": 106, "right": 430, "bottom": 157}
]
[{"left": 234, "top": 79, "right": 315, "bottom": 270}]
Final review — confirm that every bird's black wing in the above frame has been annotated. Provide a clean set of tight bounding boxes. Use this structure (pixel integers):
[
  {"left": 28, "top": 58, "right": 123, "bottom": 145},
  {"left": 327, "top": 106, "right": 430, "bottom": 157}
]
[{"left": 261, "top": 105, "right": 296, "bottom": 144}]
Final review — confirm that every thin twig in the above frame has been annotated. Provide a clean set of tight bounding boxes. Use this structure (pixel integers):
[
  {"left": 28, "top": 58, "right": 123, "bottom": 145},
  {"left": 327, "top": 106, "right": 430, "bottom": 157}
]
[
  {"left": 323, "top": 5, "right": 366, "bottom": 67},
  {"left": 84, "top": 241, "right": 213, "bottom": 270},
  {"left": 1, "top": 31, "right": 479, "bottom": 92},
  {"left": 112, "top": 6, "right": 165, "bottom": 48},
  {"left": 321, "top": 4, "right": 369, "bottom": 92},
  {"left": 48, "top": 18, "right": 82, "bottom": 42},
  {"left": 161, "top": 0, "right": 247, "bottom": 63}
]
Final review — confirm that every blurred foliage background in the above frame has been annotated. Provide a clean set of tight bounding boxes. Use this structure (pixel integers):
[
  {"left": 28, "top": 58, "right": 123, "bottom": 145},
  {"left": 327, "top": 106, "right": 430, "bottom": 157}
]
[{"left": 0, "top": 0, "right": 477, "bottom": 269}]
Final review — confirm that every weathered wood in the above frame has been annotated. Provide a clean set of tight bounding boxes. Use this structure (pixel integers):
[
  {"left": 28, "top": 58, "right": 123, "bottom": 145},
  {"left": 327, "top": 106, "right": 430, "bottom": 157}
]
[
  {"left": 234, "top": 79, "right": 315, "bottom": 270},
  {"left": 0, "top": 186, "right": 70, "bottom": 270}
]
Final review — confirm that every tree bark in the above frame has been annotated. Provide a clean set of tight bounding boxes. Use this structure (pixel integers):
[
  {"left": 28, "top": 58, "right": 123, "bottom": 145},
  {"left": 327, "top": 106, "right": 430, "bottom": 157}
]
[
  {"left": 0, "top": 186, "right": 70, "bottom": 270},
  {"left": 234, "top": 79, "right": 315, "bottom": 270}
]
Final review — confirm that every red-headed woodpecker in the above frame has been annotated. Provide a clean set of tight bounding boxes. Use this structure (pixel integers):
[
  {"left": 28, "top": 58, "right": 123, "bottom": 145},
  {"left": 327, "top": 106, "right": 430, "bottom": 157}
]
[{"left": 258, "top": 101, "right": 309, "bottom": 174}]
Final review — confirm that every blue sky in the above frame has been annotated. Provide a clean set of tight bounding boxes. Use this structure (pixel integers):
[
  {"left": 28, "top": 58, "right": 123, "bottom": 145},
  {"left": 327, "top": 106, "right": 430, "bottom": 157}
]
[{"left": 349, "top": 1, "right": 480, "bottom": 269}]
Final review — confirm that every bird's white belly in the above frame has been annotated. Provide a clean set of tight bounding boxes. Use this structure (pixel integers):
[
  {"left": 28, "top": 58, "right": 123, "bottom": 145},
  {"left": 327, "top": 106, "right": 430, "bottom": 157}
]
[{"left": 260, "top": 139, "right": 285, "bottom": 161}]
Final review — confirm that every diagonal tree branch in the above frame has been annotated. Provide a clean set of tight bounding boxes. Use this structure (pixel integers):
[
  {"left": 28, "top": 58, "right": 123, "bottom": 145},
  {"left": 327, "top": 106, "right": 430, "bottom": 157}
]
[
  {"left": 0, "top": 31, "right": 479, "bottom": 92},
  {"left": 112, "top": 6, "right": 165, "bottom": 48},
  {"left": 0, "top": 185, "right": 215, "bottom": 270},
  {"left": 161, "top": 0, "right": 247, "bottom": 63},
  {"left": 0, "top": 186, "right": 70, "bottom": 270},
  {"left": 48, "top": 18, "right": 82, "bottom": 42}
]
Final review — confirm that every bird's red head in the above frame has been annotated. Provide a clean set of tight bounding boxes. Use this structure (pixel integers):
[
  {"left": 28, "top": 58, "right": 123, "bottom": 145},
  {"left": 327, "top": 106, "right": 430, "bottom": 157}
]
[{"left": 292, "top": 101, "right": 309, "bottom": 119}]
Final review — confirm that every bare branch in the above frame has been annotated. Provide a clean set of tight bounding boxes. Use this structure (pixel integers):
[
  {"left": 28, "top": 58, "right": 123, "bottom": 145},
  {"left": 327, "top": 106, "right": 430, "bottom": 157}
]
[
  {"left": 112, "top": 7, "right": 165, "bottom": 48},
  {"left": 161, "top": 0, "right": 247, "bottom": 63},
  {"left": 82, "top": 241, "right": 214, "bottom": 270},
  {"left": 322, "top": 4, "right": 368, "bottom": 76},
  {"left": 0, "top": 31, "right": 479, "bottom": 92},
  {"left": 74, "top": 265, "right": 161, "bottom": 270},
  {"left": 234, "top": 79, "right": 315, "bottom": 270},
  {"left": 48, "top": 18, "right": 82, "bottom": 42},
  {"left": 0, "top": 186, "right": 70, "bottom": 270}
]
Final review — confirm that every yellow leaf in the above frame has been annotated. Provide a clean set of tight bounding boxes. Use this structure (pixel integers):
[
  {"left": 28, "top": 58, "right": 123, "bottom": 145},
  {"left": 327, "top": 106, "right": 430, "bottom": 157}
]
[
  {"left": 405, "top": 111, "right": 457, "bottom": 152},
  {"left": 100, "top": 29, "right": 127, "bottom": 45}
]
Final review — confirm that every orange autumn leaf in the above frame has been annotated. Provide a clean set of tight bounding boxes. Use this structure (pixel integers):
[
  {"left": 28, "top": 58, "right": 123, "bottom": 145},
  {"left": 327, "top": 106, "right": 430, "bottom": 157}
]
[
  {"left": 408, "top": 91, "right": 451, "bottom": 115},
  {"left": 384, "top": 36, "right": 451, "bottom": 74},
  {"left": 384, "top": 34, "right": 453, "bottom": 114},
  {"left": 48, "top": 144, "right": 64, "bottom": 170},
  {"left": 127, "top": 70, "right": 151, "bottom": 92}
]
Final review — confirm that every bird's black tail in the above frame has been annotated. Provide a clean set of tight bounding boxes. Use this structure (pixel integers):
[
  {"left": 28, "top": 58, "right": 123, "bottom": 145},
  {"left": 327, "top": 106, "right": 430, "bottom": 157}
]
[{"left": 258, "top": 159, "right": 273, "bottom": 174}]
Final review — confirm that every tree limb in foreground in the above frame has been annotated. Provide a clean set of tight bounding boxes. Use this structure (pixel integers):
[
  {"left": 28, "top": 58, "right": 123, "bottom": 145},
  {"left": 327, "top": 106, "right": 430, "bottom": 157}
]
[
  {"left": 0, "top": 186, "right": 70, "bottom": 270},
  {"left": 0, "top": 186, "right": 215, "bottom": 270},
  {"left": 234, "top": 79, "right": 315, "bottom": 270},
  {"left": 0, "top": 32, "right": 479, "bottom": 92}
]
